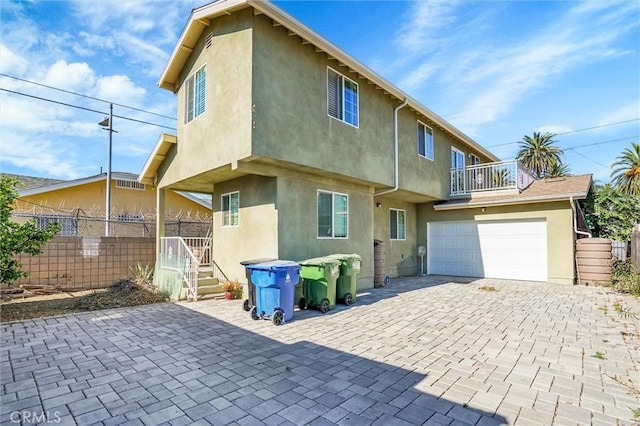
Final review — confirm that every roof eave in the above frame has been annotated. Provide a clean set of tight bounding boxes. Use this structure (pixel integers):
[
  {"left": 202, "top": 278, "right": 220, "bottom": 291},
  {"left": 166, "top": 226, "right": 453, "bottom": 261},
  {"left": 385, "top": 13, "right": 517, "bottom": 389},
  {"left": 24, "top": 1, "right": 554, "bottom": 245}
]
[
  {"left": 433, "top": 191, "right": 590, "bottom": 211},
  {"left": 139, "top": 133, "right": 178, "bottom": 185}
]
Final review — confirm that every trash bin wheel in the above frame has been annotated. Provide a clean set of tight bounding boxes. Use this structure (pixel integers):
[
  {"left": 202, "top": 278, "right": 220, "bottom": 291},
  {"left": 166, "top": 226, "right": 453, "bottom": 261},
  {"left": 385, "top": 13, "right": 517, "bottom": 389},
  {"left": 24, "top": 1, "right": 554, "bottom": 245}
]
[
  {"left": 272, "top": 309, "right": 284, "bottom": 326},
  {"left": 320, "top": 298, "right": 330, "bottom": 314},
  {"left": 243, "top": 299, "right": 250, "bottom": 312},
  {"left": 298, "top": 297, "right": 307, "bottom": 310},
  {"left": 250, "top": 306, "right": 260, "bottom": 320},
  {"left": 344, "top": 293, "right": 353, "bottom": 306}
]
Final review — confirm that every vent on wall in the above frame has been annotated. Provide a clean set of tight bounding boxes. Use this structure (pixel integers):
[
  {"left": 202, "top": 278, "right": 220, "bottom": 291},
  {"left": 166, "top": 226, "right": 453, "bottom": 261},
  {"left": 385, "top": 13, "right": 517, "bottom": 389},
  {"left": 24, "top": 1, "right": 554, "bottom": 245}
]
[
  {"left": 205, "top": 32, "right": 213, "bottom": 49},
  {"left": 116, "top": 179, "right": 145, "bottom": 190}
]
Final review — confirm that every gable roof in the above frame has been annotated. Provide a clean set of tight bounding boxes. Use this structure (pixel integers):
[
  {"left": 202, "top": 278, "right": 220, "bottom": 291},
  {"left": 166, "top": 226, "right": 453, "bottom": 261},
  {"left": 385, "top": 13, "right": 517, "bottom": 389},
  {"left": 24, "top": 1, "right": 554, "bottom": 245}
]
[
  {"left": 7, "top": 172, "right": 212, "bottom": 210},
  {"left": 1, "top": 174, "right": 65, "bottom": 191},
  {"left": 158, "top": 0, "right": 499, "bottom": 163},
  {"left": 433, "top": 174, "right": 593, "bottom": 210}
]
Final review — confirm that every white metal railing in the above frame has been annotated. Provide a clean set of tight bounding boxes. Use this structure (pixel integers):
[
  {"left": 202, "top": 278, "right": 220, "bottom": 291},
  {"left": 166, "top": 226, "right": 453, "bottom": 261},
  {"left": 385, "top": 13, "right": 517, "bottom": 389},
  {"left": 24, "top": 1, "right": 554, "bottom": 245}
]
[
  {"left": 159, "top": 237, "right": 199, "bottom": 300},
  {"left": 183, "top": 237, "right": 211, "bottom": 266},
  {"left": 450, "top": 160, "right": 535, "bottom": 196}
]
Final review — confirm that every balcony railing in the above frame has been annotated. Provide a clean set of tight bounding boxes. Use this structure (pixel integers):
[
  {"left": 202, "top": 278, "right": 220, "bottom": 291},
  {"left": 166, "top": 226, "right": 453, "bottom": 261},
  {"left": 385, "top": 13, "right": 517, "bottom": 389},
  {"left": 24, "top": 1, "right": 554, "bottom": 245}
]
[{"left": 450, "top": 160, "right": 535, "bottom": 196}]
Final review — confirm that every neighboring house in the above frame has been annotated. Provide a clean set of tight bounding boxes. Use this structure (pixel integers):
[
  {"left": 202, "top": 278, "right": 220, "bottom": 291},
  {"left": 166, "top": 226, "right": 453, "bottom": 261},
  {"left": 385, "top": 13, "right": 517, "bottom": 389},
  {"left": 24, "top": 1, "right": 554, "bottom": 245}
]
[
  {"left": 5, "top": 172, "right": 212, "bottom": 237},
  {"left": 140, "top": 0, "right": 591, "bottom": 291}
]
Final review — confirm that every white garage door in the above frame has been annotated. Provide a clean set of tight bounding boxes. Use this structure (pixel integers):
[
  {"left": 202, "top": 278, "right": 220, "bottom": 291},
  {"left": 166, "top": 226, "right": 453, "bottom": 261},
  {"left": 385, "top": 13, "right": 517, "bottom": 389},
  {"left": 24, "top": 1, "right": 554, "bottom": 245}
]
[{"left": 427, "top": 219, "right": 547, "bottom": 282}]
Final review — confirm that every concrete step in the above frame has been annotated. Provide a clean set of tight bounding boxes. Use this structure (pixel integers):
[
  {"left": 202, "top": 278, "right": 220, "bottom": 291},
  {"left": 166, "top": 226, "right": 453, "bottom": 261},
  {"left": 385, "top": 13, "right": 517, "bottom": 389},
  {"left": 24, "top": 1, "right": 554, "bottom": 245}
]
[
  {"left": 198, "top": 267, "right": 214, "bottom": 279},
  {"left": 198, "top": 283, "right": 224, "bottom": 295},
  {"left": 198, "top": 277, "right": 219, "bottom": 287}
]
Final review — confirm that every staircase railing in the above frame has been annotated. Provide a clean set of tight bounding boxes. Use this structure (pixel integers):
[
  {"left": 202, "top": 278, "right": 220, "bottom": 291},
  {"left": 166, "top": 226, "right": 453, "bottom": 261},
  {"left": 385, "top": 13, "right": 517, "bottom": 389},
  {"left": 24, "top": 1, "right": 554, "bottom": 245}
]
[
  {"left": 182, "top": 237, "right": 211, "bottom": 266},
  {"left": 159, "top": 237, "right": 199, "bottom": 300}
]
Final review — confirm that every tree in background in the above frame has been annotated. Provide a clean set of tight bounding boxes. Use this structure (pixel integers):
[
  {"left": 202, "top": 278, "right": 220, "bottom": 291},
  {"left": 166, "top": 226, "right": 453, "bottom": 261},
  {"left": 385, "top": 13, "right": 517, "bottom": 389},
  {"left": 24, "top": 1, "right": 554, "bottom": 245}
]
[
  {"left": 584, "top": 183, "right": 640, "bottom": 242},
  {"left": 516, "top": 132, "right": 565, "bottom": 179},
  {"left": 0, "top": 176, "right": 60, "bottom": 285},
  {"left": 611, "top": 142, "right": 640, "bottom": 196},
  {"left": 545, "top": 161, "right": 571, "bottom": 178}
]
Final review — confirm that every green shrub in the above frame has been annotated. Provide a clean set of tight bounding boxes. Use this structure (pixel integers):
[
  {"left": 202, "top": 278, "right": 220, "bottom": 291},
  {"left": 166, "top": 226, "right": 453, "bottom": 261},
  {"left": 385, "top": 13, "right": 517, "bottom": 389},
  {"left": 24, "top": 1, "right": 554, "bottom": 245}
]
[{"left": 611, "top": 258, "right": 640, "bottom": 296}]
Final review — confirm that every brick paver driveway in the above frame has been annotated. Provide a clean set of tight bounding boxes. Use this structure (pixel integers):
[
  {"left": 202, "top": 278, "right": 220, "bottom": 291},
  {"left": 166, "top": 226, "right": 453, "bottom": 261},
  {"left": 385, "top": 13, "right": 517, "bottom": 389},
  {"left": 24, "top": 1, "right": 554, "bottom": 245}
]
[{"left": 2, "top": 276, "right": 639, "bottom": 425}]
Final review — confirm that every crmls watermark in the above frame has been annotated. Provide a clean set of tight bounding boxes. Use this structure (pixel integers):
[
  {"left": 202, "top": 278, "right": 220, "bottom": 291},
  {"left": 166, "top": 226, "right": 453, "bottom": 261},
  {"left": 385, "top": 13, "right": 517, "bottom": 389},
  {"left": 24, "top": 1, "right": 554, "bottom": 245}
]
[{"left": 10, "top": 410, "right": 62, "bottom": 424}]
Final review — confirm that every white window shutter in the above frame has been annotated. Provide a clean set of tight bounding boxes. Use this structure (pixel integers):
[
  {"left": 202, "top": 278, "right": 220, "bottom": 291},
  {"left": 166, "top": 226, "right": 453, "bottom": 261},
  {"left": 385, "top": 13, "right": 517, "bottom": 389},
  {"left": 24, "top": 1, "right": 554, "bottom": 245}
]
[{"left": 327, "top": 69, "right": 341, "bottom": 119}]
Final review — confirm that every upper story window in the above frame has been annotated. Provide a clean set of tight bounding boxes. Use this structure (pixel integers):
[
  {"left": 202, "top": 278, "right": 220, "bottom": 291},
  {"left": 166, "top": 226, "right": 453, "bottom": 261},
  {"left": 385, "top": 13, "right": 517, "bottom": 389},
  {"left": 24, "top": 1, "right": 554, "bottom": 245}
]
[
  {"left": 185, "top": 65, "right": 206, "bottom": 124},
  {"left": 327, "top": 68, "right": 359, "bottom": 127},
  {"left": 317, "top": 190, "right": 348, "bottom": 239},
  {"left": 418, "top": 121, "right": 434, "bottom": 160},
  {"left": 221, "top": 191, "right": 239, "bottom": 227},
  {"left": 390, "top": 209, "right": 406, "bottom": 240},
  {"left": 470, "top": 154, "right": 481, "bottom": 165}
]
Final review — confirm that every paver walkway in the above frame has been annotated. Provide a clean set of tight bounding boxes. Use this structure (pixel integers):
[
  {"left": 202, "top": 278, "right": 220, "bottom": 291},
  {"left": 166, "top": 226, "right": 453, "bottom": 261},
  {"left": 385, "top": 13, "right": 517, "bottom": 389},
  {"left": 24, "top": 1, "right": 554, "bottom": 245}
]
[{"left": 1, "top": 276, "right": 639, "bottom": 425}]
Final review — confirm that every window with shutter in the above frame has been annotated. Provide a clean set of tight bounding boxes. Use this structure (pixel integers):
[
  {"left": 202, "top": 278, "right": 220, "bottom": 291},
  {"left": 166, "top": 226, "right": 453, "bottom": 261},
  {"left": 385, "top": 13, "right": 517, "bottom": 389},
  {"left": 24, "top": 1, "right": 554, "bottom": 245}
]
[
  {"left": 185, "top": 65, "right": 206, "bottom": 124},
  {"left": 327, "top": 67, "right": 358, "bottom": 127}
]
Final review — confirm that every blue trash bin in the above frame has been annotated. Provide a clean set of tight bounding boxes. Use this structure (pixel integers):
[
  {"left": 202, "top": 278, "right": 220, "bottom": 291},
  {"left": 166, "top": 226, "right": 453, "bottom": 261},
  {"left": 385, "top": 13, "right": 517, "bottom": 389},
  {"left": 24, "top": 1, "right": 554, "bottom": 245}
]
[
  {"left": 247, "top": 260, "right": 300, "bottom": 325},
  {"left": 240, "top": 258, "right": 277, "bottom": 312}
]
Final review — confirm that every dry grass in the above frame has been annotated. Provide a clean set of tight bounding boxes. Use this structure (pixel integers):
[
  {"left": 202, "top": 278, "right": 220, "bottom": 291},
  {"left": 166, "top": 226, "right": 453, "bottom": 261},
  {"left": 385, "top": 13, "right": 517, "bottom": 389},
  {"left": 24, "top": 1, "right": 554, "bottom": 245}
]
[{"left": 1, "top": 278, "right": 169, "bottom": 323}]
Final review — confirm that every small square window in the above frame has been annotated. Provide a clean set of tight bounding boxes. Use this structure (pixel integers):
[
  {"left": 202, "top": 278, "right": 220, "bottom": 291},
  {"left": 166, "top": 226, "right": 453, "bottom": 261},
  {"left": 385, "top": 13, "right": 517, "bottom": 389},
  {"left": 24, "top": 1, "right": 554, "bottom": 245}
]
[
  {"left": 390, "top": 209, "right": 406, "bottom": 240},
  {"left": 222, "top": 191, "right": 239, "bottom": 227}
]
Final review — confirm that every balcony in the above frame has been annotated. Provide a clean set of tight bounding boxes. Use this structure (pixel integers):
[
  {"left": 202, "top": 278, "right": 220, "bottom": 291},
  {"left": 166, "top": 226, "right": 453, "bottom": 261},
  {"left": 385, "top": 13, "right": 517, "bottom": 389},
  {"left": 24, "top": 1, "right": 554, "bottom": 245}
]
[{"left": 450, "top": 160, "right": 535, "bottom": 197}]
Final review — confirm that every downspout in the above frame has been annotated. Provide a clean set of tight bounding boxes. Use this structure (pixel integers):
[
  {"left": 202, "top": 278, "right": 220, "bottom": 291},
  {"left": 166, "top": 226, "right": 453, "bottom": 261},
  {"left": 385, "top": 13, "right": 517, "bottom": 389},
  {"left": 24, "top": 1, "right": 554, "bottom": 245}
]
[
  {"left": 571, "top": 196, "right": 592, "bottom": 286},
  {"left": 375, "top": 98, "right": 409, "bottom": 196},
  {"left": 571, "top": 196, "right": 592, "bottom": 238}
]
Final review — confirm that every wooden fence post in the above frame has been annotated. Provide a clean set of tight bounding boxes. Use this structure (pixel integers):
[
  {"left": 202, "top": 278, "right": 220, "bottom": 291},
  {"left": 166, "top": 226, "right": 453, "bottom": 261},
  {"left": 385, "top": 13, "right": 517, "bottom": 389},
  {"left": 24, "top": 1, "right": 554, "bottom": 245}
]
[{"left": 632, "top": 223, "right": 640, "bottom": 268}]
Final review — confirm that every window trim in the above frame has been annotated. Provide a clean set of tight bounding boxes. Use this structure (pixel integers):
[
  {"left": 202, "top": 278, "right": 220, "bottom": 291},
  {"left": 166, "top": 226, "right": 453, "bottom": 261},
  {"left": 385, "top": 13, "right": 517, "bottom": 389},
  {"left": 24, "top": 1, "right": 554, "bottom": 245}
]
[
  {"left": 327, "top": 67, "right": 359, "bottom": 128},
  {"left": 389, "top": 208, "right": 406, "bottom": 241},
  {"left": 451, "top": 147, "right": 465, "bottom": 168},
  {"left": 317, "top": 189, "right": 349, "bottom": 239},
  {"left": 221, "top": 191, "right": 239, "bottom": 228},
  {"left": 470, "top": 154, "right": 481, "bottom": 165},
  {"left": 417, "top": 121, "right": 434, "bottom": 161},
  {"left": 184, "top": 64, "right": 206, "bottom": 124}
]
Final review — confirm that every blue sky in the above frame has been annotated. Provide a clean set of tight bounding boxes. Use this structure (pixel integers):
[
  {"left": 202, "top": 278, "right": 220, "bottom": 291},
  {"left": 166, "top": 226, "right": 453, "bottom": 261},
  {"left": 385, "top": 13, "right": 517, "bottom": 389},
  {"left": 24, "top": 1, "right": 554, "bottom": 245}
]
[{"left": 1, "top": 0, "right": 638, "bottom": 184}]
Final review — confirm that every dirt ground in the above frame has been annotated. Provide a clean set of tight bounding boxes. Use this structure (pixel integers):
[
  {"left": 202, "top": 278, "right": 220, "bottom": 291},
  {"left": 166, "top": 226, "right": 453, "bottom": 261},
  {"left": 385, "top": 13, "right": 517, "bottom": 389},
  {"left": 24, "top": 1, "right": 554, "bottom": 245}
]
[{"left": 0, "top": 279, "right": 169, "bottom": 323}]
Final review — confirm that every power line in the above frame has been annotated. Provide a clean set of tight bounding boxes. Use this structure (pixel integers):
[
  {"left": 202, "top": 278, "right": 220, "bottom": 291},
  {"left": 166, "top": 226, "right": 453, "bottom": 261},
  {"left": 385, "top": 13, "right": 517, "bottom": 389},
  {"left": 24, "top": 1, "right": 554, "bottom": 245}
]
[
  {"left": 563, "top": 135, "right": 638, "bottom": 151},
  {"left": 0, "top": 73, "right": 177, "bottom": 121},
  {"left": 0, "top": 88, "right": 177, "bottom": 131},
  {"left": 486, "top": 118, "right": 640, "bottom": 148}
]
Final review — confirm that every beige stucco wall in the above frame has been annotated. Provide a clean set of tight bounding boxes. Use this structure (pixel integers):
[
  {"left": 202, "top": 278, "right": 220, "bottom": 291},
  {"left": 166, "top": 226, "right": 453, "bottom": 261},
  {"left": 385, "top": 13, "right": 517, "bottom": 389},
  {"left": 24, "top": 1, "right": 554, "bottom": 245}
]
[
  {"left": 157, "top": 9, "right": 254, "bottom": 189},
  {"left": 417, "top": 201, "right": 575, "bottom": 284},
  {"left": 212, "top": 175, "right": 279, "bottom": 282},
  {"left": 373, "top": 197, "right": 419, "bottom": 278},
  {"left": 251, "top": 13, "right": 492, "bottom": 199},
  {"left": 276, "top": 175, "right": 374, "bottom": 290}
]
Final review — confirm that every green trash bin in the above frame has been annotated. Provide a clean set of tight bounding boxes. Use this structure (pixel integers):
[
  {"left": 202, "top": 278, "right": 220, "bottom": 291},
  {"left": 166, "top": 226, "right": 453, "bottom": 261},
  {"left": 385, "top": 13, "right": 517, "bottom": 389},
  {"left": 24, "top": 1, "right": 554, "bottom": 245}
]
[
  {"left": 327, "top": 253, "right": 362, "bottom": 305},
  {"left": 298, "top": 257, "right": 340, "bottom": 313}
]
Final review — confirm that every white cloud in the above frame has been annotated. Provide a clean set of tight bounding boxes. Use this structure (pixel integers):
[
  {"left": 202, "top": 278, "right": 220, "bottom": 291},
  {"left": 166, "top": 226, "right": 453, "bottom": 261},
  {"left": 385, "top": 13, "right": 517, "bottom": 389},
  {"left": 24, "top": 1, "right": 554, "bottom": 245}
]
[
  {"left": 597, "top": 102, "right": 640, "bottom": 127},
  {"left": 92, "top": 75, "right": 146, "bottom": 106},
  {"left": 536, "top": 125, "right": 574, "bottom": 135},
  {"left": 45, "top": 60, "right": 96, "bottom": 91},
  {"left": 389, "top": 0, "right": 639, "bottom": 135},
  {"left": 0, "top": 44, "right": 28, "bottom": 75}
]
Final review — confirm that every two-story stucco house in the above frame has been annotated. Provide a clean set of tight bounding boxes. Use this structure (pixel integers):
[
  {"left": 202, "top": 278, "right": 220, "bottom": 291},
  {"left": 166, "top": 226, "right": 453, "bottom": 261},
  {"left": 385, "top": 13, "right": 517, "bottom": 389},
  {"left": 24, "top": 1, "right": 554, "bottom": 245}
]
[{"left": 140, "top": 0, "right": 592, "bottom": 299}]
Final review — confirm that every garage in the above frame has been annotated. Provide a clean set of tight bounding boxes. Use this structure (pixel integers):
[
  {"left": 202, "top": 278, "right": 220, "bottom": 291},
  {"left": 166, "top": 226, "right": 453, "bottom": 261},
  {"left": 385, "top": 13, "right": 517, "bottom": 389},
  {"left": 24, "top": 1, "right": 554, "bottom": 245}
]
[{"left": 427, "top": 219, "right": 548, "bottom": 281}]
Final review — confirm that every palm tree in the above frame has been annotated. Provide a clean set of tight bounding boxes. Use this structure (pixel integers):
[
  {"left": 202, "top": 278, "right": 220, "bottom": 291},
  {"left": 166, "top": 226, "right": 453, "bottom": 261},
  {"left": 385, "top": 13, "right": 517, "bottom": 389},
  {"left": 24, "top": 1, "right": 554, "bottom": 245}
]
[
  {"left": 546, "top": 161, "right": 571, "bottom": 178},
  {"left": 516, "top": 132, "right": 564, "bottom": 179},
  {"left": 611, "top": 142, "right": 640, "bottom": 196}
]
